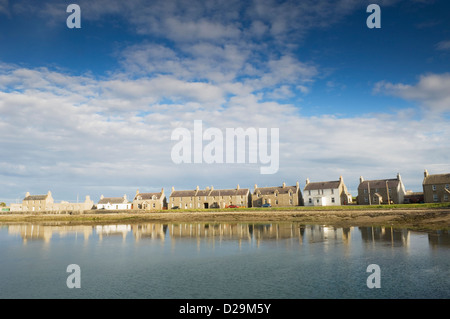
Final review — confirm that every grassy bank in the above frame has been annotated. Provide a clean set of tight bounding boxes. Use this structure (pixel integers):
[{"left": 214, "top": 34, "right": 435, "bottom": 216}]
[{"left": 1, "top": 204, "right": 449, "bottom": 231}]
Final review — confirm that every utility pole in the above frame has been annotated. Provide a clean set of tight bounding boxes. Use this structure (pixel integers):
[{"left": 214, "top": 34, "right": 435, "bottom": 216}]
[{"left": 386, "top": 180, "right": 390, "bottom": 205}]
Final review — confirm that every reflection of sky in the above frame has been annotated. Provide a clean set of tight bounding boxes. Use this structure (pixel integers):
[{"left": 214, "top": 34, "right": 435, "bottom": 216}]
[{"left": 1, "top": 223, "right": 449, "bottom": 299}]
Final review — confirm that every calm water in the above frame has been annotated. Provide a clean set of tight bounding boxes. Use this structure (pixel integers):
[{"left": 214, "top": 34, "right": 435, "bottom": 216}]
[{"left": 0, "top": 222, "right": 449, "bottom": 299}]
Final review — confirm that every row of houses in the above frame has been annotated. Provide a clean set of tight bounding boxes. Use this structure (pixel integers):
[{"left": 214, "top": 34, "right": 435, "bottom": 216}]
[{"left": 8, "top": 170, "right": 450, "bottom": 213}]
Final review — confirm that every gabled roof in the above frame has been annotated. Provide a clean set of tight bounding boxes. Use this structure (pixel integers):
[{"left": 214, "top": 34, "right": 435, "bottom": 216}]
[
  {"left": 134, "top": 192, "right": 163, "bottom": 201},
  {"left": 358, "top": 178, "right": 400, "bottom": 190},
  {"left": 170, "top": 190, "right": 197, "bottom": 197},
  {"left": 254, "top": 185, "right": 298, "bottom": 195},
  {"left": 98, "top": 197, "right": 127, "bottom": 204},
  {"left": 210, "top": 188, "right": 249, "bottom": 196},
  {"left": 304, "top": 181, "right": 340, "bottom": 191},
  {"left": 23, "top": 195, "right": 48, "bottom": 201},
  {"left": 423, "top": 173, "right": 450, "bottom": 185}
]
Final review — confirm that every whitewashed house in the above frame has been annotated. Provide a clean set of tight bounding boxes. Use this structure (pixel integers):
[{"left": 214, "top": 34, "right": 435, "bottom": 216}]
[
  {"left": 97, "top": 194, "right": 131, "bottom": 210},
  {"left": 303, "top": 176, "right": 352, "bottom": 206}
]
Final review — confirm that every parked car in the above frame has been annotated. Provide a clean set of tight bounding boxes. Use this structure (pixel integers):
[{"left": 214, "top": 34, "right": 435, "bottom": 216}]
[
  {"left": 171, "top": 206, "right": 179, "bottom": 209},
  {"left": 261, "top": 203, "right": 271, "bottom": 207},
  {"left": 227, "top": 205, "right": 239, "bottom": 208}
]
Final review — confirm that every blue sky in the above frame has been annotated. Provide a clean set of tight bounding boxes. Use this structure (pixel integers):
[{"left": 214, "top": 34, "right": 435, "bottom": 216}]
[{"left": 0, "top": 0, "right": 449, "bottom": 204}]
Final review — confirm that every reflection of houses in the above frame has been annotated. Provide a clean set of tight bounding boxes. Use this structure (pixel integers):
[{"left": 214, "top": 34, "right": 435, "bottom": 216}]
[
  {"left": 169, "top": 185, "right": 250, "bottom": 209},
  {"left": 359, "top": 226, "right": 409, "bottom": 246},
  {"left": 357, "top": 173, "right": 406, "bottom": 205},
  {"left": 252, "top": 182, "right": 301, "bottom": 207},
  {"left": 97, "top": 195, "right": 131, "bottom": 210},
  {"left": 132, "top": 189, "right": 167, "bottom": 210},
  {"left": 9, "top": 191, "right": 93, "bottom": 213},
  {"left": 423, "top": 169, "right": 450, "bottom": 203},
  {"left": 303, "top": 176, "right": 352, "bottom": 206},
  {"left": 8, "top": 224, "right": 93, "bottom": 243}
]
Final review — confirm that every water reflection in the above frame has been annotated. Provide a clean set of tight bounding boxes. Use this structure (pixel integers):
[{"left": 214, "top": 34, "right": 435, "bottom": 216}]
[{"left": 5, "top": 222, "right": 449, "bottom": 248}]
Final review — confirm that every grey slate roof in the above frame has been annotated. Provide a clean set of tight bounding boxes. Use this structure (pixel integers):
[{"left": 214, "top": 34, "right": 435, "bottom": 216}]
[
  {"left": 423, "top": 173, "right": 450, "bottom": 185},
  {"left": 23, "top": 195, "right": 48, "bottom": 201},
  {"left": 98, "top": 197, "right": 126, "bottom": 204},
  {"left": 304, "top": 181, "right": 340, "bottom": 191},
  {"left": 254, "top": 185, "right": 298, "bottom": 195},
  {"left": 134, "top": 192, "right": 163, "bottom": 200},
  {"left": 358, "top": 179, "right": 400, "bottom": 190}
]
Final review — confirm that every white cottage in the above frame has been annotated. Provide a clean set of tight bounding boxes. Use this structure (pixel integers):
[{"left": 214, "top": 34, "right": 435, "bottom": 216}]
[
  {"left": 97, "top": 194, "right": 131, "bottom": 210},
  {"left": 303, "top": 176, "right": 352, "bottom": 206}
]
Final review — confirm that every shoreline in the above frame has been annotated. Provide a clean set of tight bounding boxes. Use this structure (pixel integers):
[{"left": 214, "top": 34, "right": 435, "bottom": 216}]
[{"left": 1, "top": 207, "right": 449, "bottom": 231}]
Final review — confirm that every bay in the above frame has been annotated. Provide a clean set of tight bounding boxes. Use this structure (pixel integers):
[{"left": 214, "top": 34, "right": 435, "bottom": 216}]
[{"left": 0, "top": 222, "right": 449, "bottom": 299}]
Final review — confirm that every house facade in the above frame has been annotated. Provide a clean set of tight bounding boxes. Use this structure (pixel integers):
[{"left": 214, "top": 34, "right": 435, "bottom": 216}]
[
  {"left": 423, "top": 169, "right": 450, "bottom": 203},
  {"left": 169, "top": 185, "right": 250, "bottom": 209},
  {"left": 132, "top": 189, "right": 167, "bottom": 210},
  {"left": 10, "top": 191, "right": 93, "bottom": 212},
  {"left": 252, "top": 182, "right": 301, "bottom": 207},
  {"left": 97, "top": 194, "right": 131, "bottom": 210},
  {"left": 357, "top": 173, "right": 406, "bottom": 205},
  {"left": 303, "top": 176, "right": 352, "bottom": 206}
]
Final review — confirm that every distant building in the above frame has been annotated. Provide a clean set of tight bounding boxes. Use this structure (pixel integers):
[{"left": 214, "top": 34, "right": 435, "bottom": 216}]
[
  {"left": 403, "top": 191, "right": 424, "bottom": 204},
  {"left": 423, "top": 169, "right": 450, "bottom": 203},
  {"left": 10, "top": 191, "right": 93, "bottom": 212},
  {"left": 97, "top": 194, "right": 131, "bottom": 210},
  {"left": 169, "top": 185, "right": 250, "bottom": 209},
  {"left": 357, "top": 173, "right": 406, "bottom": 205},
  {"left": 252, "top": 182, "right": 301, "bottom": 207},
  {"left": 132, "top": 189, "right": 167, "bottom": 210},
  {"left": 303, "top": 176, "right": 352, "bottom": 206}
]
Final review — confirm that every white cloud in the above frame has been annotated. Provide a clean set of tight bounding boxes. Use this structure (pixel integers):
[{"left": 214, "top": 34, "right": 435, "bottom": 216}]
[
  {"left": 436, "top": 40, "right": 450, "bottom": 51},
  {"left": 374, "top": 73, "right": 450, "bottom": 113}
]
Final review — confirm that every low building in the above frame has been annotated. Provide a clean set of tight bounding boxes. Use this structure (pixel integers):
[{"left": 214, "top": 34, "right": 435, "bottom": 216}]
[
  {"left": 97, "top": 194, "right": 131, "bottom": 210},
  {"left": 357, "top": 173, "right": 406, "bottom": 205},
  {"left": 132, "top": 189, "right": 167, "bottom": 210},
  {"left": 403, "top": 191, "right": 424, "bottom": 204},
  {"left": 303, "top": 176, "right": 352, "bottom": 206},
  {"left": 252, "top": 182, "right": 301, "bottom": 207},
  {"left": 423, "top": 170, "right": 450, "bottom": 203},
  {"left": 169, "top": 185, "right": 250, "bottom": 209},
  {"left": 10, "top": 191, "right": 93, "bottom": 212}
]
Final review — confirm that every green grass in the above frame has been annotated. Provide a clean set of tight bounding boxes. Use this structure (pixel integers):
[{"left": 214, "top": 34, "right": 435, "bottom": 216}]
[{"left": 128, "top": 202, "right": 450, "bottom": 214}]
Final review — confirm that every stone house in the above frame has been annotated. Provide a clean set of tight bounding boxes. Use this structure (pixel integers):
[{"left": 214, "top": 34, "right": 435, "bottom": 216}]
[
  {"left": 303, "top": 176, "right": 352, "bottom": 206},
  {"left": 252, "top": 182, "right": 301, "bottom": 207},
  {"left": 169, "top": 185, "right": 250, "bottom": 209},
  {"left": 97, "top": 194, "right": 131, "bottom": 210},
  {"left": 423, "top": 169, "right": 450, "bottom": 203},
  {"left": 357, "top": 173, "right": 406, "bottom": 205},
  {"left": 209, "top": 185, "right": 250, "bottom": 208},
  {"left": 21, "top": 191, "right": 54, "bottom": 212},
  {"left": 132, "top": 189, "right": 167, "bottom": 210},
  {"left": 10, "top": 191, "right": 93, "bottom": 212}
]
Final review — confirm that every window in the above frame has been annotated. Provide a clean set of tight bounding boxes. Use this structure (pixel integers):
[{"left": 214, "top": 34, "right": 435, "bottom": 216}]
[
  {"left": 152, "top": 203, "right": 155, "bottom": 208},
  {"left": 331, "top": 197, "right": 335, "bottom": 203},
  {"left": 308, "top": 190, "right": 311, "bottom": 196},
  {"left": 364, "top": 189, "right": 367, "bottom": 194},
  {"left": 364, "top": 196, "right": 368, "bottom": 203},
  {"left": 446, "top": 184, "right": 449, "bottom": 190},
  {"left": 308, "top": 198, "right": 312, "bottom": 204},
  {"left": 275, "top": 200, "right": 278, "bottom": 205},
  {"left": 433, "top": 194, "right": 438, "bottom": 202},
  {"left": 432, "top": 185, "right": 437, "bottom": 191},
  {"left": 289, "top": 199, "right": 293, "bottom": 205},
  {"left": 444, "top": 195, "right": 448, "bottom": 201},
  {"left": 331, "top": 189, "right": 334, "bottom": 194}
]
